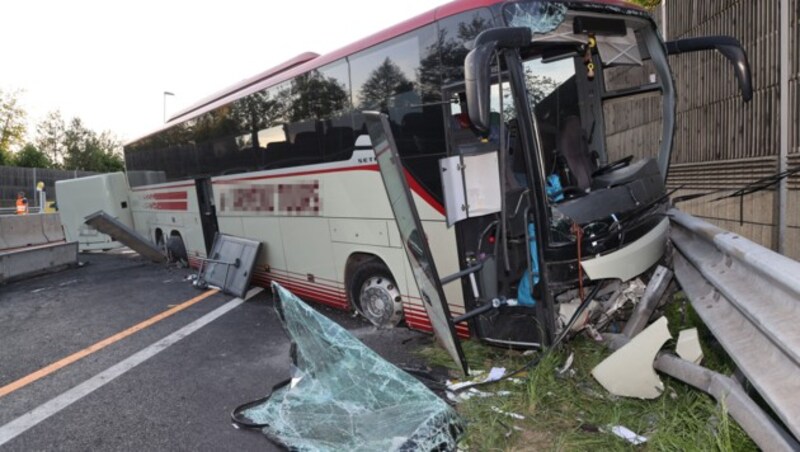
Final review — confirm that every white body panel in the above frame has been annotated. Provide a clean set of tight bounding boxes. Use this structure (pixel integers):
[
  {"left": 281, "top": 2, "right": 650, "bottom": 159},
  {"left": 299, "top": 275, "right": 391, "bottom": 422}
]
[
  {"left": 128, "top": 152, "right": 468, "bottom": 336},
  {"left": 128, "top": 181, "right": 206, "bottom": 258},
  {"left": 55, "top": 172, "right": 133, "bottom": 251},
  {"left": 581, "top": 218, "right": 669, "bottom": 282}
]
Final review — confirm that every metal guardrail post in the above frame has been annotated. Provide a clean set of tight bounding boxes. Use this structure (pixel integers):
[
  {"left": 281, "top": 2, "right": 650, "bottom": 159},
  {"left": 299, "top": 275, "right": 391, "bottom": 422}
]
[
  {"left": 669, "top": 208, "right": 800, "bottom": 441},
  {"left": 654, "top": 354, "right": 799, "bottom": 452}
]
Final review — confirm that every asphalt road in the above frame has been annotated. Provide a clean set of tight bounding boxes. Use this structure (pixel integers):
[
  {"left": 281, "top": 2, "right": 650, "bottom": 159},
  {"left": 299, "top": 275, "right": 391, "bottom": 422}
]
[{"left": 0, "top": 251, "right": 432, "bottom": 451}]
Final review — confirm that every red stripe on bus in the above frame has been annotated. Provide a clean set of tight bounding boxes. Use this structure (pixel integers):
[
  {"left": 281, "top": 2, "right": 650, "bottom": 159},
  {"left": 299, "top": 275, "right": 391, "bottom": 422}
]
[
  {"left": 403, "top": 303, "right": 465, "bottom": 317},
  {"left": 276, "top": 283, "right": 349, "bottom": 310},
  {"left": 214, "top": 164, "right": 445, "bottom": 217},
  {"left": 402, "top": 168, "right": 445, "bottom": 216},
  {"left": 130, "top": 182, "right": 195, "bottom": 192},
  {"left": 252, "top": 268, "right": 347, "bottom": 296},
  {"left": 251, "top": 272, "right": 349, "bottom": 307},
  {"left": 267, "top": 275, "right": 346, "bottom": 299},
  {"left": 149, "top": 201, "right": 188, "bottom": 211},
  {"left": 276, "top": 268, "right": 345, "bottom": 286},
  {"left": 265, "top": 271, "right": 346, "bottom": 294},
  {"left": 213, "top": 164, "right": 380, "bottom": 183},
  {"left": 148, "top": 191, "right": 188, "bottom": 200}
]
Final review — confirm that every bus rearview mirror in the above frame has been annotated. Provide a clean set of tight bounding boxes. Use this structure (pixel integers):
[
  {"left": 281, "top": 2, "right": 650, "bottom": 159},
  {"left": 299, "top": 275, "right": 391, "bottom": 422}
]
[
  {"left": 464, "top": 27, "right": 533, "bottom": 133},
  {"left": 464, "top": 41, "right": 496, "bottom": 133},
  {"left": 666, "top": 35, "right": 753, "bottom": 102}
]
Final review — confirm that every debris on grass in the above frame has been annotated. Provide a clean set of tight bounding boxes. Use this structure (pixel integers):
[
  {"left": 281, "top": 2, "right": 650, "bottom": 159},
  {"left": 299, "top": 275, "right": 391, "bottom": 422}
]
[
  {"left": 590, "top": 316, "right": 671, "bottom": 399},
  {"left": 608, "top": 424, "right": 647, "bottom": 445},
  {"left": 416, "top": 304, "right": 757, "bottom": 451},
  {"left": 491, "top": 406, "right": 526, "bottom": 420}
]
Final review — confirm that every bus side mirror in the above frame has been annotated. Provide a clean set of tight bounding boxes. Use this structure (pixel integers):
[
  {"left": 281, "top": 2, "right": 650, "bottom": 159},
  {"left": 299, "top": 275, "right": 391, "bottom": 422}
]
[
  {"left": 666, "top": 36, "right": 753, "bottom": 102},
  {"left": 464, "top": 27, "right": 533, "bottom": 132},
  {"left": 464, "top": 41, "right": 496, "bottom": 133}
]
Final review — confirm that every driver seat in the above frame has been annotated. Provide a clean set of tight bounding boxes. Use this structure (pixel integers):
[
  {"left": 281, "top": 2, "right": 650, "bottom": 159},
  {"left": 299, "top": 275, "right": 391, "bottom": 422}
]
[{"left": 558, "top": 116, "right": 594, "bottom": 191}]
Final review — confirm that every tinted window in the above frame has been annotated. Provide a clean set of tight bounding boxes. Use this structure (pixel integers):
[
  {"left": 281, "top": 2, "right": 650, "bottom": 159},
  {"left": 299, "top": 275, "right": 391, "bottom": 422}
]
[
  {"left": 285, "top": 60, "right": 354, "bottom": 164},
  {"left": 350, "top": 24, "right": 446, "bottom": 202},
  {"left": 436, "top": 9, "right": 496, "bottom": 86},
  {"left": 126, "top": 60, "right": 354, "bottom": 186}
]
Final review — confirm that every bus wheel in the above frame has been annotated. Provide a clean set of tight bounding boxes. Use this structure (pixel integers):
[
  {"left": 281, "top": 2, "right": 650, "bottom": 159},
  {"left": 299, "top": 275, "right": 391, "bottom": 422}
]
[
  {"left": 350, "top": 260, "right": 403, "bottom": 329},
  {"left": 167, "top": 233, "right": 188, "bottom": 265}
]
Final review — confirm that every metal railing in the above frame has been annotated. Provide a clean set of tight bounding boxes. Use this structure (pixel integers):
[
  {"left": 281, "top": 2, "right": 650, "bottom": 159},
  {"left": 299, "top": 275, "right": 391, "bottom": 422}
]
[{"left": 669, "top": 208, "right": 800, "bottom": 442}]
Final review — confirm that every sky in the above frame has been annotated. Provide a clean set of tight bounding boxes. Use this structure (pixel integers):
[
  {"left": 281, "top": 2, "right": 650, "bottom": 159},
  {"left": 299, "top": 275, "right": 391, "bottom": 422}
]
[{"left": 1, "top": 0, "right": 452, "bottom": 145}]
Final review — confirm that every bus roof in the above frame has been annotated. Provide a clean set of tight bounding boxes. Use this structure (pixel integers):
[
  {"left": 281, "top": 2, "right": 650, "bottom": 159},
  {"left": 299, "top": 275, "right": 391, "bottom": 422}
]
[
  {"left": 135, "top": 0, "right": 642, "bottom": 145},
  {"left": 169, "top": 52, "right": 319, "bottom": 122}
]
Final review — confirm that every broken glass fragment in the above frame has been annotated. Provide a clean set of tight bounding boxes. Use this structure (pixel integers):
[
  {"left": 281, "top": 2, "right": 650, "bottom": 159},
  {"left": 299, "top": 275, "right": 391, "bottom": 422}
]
[
  {"left": 503, "top": 2, "right": 568, "bottom": 34},
  {"left": 241, "top": 283, "right": 465, "bottom": 451}
]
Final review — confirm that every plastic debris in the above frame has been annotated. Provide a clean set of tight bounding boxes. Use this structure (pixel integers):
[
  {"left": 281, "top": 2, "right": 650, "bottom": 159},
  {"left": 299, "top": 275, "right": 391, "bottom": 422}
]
[
  {"left": 676, "top": 328, "right": 704, "bottom": 364},
  {"left": 557, "top": 352, "right": 575, "bottom": 376},
  {"left": 591, "top": 317, "right": 671, "bottom": 399},
  {"left": 485, "top": 367, "right": 506, "bottom": 382},
  {"left": 491, "top": 406, "right": 526, "bottom": 420},
  {"left": 608, "top": 425, "right": 647, "bottom": 445},
  {"left": 448, "top": 388, "right": 513, "bottom": 403}
]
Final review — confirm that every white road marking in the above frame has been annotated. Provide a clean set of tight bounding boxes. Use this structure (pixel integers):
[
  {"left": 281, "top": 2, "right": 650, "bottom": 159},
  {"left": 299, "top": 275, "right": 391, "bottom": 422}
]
[{"left": 0, "top": 287, "right": 262, "bottom": 447}]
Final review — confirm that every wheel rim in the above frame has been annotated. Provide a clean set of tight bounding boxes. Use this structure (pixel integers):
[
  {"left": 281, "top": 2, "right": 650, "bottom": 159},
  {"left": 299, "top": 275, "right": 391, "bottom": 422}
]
[{"left": 358, "top": 276, "right": 401, "bottom": 327}]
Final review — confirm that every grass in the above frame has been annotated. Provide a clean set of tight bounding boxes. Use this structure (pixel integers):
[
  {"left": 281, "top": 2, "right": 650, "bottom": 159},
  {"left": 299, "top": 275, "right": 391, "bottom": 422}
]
[{"left": 417, "top": 298, "right": 757, "bottom": 451}]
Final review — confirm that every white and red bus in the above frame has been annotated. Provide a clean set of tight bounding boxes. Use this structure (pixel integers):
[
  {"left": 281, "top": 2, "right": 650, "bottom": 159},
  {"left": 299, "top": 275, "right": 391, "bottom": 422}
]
[{"left": 124, "top": 0, "right": 750, "bottom": 347}]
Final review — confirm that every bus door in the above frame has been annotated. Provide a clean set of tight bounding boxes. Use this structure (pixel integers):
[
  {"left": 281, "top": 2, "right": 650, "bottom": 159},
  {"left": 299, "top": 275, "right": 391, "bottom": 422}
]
[{"left": 195, "top": 177, "right": 219, "bottom": 253}]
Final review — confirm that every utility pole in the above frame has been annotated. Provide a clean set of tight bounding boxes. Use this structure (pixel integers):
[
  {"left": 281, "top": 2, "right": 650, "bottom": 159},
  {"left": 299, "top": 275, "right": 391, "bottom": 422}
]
[
  {"left": 778, "top": 0, "right": 789, "bottom": 254},
  {"left": 163, "top": 91, "right": 175, "bottom": 123}
]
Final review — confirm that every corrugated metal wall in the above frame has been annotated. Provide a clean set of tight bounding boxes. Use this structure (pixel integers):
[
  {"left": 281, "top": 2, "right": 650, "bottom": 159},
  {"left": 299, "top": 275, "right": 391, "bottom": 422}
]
[{"left": 608, "top": 0, "right": 799, "bottom": 259}]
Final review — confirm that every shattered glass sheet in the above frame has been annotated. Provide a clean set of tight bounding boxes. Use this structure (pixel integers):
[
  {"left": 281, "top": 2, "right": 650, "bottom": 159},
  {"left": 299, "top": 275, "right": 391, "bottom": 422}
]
[
  {"left": 243, "top": 283, "right": 465, "bottom": 451},
  {"left": 503, "top": 2, "right": 567, "bottom": 34}
]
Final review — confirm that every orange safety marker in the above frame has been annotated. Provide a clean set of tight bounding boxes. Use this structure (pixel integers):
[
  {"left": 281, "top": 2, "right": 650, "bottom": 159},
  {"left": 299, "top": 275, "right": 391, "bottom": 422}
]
[{"left": 0, "top": 289, "right": 219, "bottom": 399}]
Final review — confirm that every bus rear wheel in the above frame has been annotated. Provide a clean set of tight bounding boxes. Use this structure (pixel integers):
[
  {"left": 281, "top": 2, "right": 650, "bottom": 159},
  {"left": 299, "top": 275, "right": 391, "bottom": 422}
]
[
  {"left": 166, "top": 233, "right": 188, "bottom": 265},
  {"left": 350, "top": 260, "right": 403, "bottom": 329}
]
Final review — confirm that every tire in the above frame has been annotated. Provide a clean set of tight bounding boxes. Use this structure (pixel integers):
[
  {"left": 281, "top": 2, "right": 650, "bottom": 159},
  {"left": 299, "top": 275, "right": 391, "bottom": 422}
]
[
  {"left": 166, "top": 234, "right": 188, "bottom": 264},
  {"left": 349, "top": 259, "right": 403, "bottom": 329}
]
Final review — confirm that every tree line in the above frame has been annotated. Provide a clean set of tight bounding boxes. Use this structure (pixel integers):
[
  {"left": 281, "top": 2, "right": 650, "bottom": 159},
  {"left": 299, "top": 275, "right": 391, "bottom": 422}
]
[{"left": 0, "top": 88, "right": 124, "bottom": 172}]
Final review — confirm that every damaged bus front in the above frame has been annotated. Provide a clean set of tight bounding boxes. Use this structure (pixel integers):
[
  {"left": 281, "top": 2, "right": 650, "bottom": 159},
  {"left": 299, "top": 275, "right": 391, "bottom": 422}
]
[{"left": 373, "top": 0, "right": 752, "bottom": 360}]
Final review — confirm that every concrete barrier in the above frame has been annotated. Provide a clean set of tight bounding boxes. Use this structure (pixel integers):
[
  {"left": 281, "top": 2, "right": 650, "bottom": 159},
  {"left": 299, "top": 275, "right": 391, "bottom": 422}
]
[
  {"left": 40, "top": 213, "right": 65, "bottom": 243},
  {"left": 0, "top": 215, "right": 49, "bottom": 250},
  {"left": 0, "top": 242, "right": 78, "bottom": 283}
]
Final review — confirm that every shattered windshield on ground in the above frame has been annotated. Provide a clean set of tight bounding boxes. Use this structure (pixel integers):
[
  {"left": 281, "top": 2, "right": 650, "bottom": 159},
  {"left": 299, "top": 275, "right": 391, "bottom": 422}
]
[{"left": 239, "top": 283, "right": 465, "bottom": 451}]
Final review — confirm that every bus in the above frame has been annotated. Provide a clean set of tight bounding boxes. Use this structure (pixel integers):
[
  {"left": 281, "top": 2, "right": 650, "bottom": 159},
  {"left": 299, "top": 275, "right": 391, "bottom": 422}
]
[{"left": 124, "top": 0, "right": 750, "bottom": 347}]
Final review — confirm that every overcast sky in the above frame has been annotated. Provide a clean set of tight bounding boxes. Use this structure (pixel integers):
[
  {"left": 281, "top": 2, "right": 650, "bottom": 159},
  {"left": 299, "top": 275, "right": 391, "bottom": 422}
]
[{"left": 2, "top": 0, "right": 452, "bottom": 144}]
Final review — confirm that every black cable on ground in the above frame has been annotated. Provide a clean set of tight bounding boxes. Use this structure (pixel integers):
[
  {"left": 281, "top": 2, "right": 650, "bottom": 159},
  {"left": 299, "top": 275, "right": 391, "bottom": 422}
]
[{"left": 230, "top": 378, "right": 291, "bottom": 429}]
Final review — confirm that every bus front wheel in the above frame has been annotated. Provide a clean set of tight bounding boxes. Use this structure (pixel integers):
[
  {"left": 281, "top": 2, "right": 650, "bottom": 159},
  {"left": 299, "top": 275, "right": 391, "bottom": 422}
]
[{"left": 350, "top": 260, "right": 403, "bottom": 329}]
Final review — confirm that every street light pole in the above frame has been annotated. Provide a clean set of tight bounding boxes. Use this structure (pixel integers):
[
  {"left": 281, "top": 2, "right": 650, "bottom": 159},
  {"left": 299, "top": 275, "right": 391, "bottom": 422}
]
[{"left": 163, "top": 91, "right": 175, "bottom": 123}]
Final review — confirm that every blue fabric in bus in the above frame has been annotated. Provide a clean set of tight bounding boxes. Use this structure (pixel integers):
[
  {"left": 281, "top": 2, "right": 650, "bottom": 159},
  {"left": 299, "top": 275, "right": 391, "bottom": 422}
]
[
  {"left": 242, "top": 283, "right": 464, "bottom": 452},
  {"left": 517, "top": 223, "right": 540, "bottom": 307},
  {"left": 547, "top": 173, "right": 564, "bottom": 202}
]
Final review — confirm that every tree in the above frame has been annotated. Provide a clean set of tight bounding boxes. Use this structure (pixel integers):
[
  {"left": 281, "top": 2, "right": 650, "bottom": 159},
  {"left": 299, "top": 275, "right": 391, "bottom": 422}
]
[
  {"left": 288, "top": 70, "right": 348, "bottom": 121},
  {"left": 525, "top": 72, "right": 560, "bottom": 106},
  {"left": 12, "top": 143, "right": 52, "bottom": 168},
  {"left": 35, "top": 110, "right": 67, "bottom": 165},
  {"left": 0, "top": 89, "right": 27, "bottom": 157},
  {"left": 359, "top": 58, "right": 414, "bottom": 110},
  {"left": 629, "top": 0, "right": 661, "bottom": 8},
  {"left": 63, "top": 117, "right": 124, "bottom": 172}
]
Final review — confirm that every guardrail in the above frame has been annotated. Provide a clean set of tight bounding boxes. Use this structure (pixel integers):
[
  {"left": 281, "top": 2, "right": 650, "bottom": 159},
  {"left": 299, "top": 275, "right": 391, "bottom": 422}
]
[{"left": 669, "top": 208, "right": 800, "bottom": 442}]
